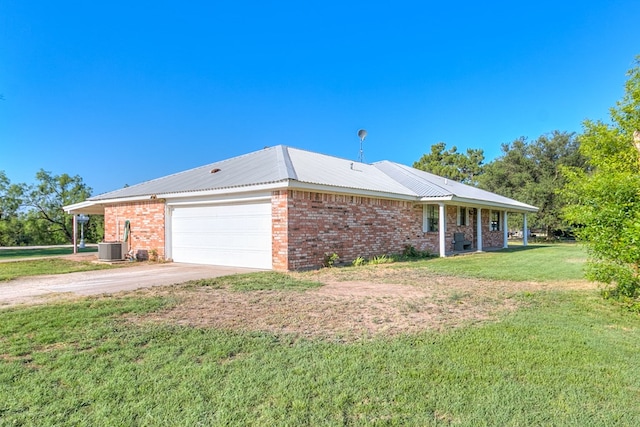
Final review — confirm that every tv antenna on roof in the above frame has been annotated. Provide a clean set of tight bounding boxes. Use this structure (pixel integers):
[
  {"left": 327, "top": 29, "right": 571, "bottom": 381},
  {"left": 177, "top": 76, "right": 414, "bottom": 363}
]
[{"left": 357, "top": 129, "right": 367, "bottom": 163}]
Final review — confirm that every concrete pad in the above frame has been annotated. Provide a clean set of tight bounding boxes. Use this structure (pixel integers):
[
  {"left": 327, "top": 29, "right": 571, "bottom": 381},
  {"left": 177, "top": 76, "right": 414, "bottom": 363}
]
[{"left": 0, "top": 263, "right": 263, "bottom": 308}]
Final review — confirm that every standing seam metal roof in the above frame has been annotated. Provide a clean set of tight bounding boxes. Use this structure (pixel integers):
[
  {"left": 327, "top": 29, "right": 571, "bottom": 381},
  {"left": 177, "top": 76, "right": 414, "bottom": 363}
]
[{"left": 86, "top": 145, "right": 537, "bottom": 212}]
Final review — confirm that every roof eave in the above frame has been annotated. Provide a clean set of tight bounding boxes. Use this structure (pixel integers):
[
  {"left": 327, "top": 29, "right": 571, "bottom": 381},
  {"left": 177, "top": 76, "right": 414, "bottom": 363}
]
[
  {"left": 443, "top": 196, "right": 539, "bottom": 213},
  {"left": 285, "top": 180, "right": 418, "bottom": 201},
  {"left": 156, "top": 178, "right": 421, "bottom": 201},
  {"left": 63, "top": 200, "right": 108, "bottom": 215}
]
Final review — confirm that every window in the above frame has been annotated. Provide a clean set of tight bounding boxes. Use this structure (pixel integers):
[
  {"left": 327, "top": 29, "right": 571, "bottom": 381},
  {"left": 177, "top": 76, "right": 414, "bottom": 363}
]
[
  {"left": 423, "top": 205, "right": 439, "bottom": 232},
  {"left": 490, "top": 211, "right": 501, "bottom": 231},
  {"left": 457, "top": 206, "right": 467, "bottom": 226}
]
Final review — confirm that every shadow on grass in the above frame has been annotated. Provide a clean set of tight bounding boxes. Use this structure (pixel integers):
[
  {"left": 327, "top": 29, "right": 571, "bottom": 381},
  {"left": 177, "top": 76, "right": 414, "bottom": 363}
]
[{"left": 490, "top": 244, "right": 551, "bottom": 254}]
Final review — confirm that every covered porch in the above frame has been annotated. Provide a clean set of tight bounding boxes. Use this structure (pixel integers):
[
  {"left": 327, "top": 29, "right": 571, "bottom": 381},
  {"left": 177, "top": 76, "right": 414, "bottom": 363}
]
[{"left": 422, "top": 200, "right": 537, "bottom": 258}]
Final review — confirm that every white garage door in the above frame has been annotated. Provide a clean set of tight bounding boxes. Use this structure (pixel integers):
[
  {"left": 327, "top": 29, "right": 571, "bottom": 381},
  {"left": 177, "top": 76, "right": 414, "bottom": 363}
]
[{"left": 171, "top": 202, "right": 272, "bottom": 269}]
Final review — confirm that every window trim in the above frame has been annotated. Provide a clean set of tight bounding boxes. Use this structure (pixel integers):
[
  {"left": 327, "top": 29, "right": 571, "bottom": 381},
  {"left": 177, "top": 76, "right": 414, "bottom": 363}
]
[
  {"left": 490, "top": 210, "right": 501, "bottom": 231},
  {"left": 457, "top": 206, "right": 468, "bottom": 226},
  {"left": 423, "top": 204, "right": 439, "bottom": 232}
]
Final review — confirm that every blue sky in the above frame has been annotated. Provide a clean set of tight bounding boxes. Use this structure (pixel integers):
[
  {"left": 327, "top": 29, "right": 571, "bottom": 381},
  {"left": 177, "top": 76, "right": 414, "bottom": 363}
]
[{"left": 1, "top": 1, "right": 639, "bottom": 196}]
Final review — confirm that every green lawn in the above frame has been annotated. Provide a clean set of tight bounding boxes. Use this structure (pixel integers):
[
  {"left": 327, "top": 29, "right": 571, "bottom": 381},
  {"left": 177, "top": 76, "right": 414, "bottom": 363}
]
[
  {"left": 0, "top": 246, "right": 97, "bottom": 260},
  {"left": 2, "top": 243, "right": 639, "bottom": 426},
  {"left": 419, "top": 243, "right": 587, "bottom": 281},
  {"left": 319, "top": 243, "right": 587, "bottom": 284},
  {"left": 0, "top": 259, "right": 122, "bottom": 281}
]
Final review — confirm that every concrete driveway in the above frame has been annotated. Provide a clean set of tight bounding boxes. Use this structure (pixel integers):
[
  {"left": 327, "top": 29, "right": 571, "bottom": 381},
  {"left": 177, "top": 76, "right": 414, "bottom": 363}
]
[{"left": 0, "top": 263, "right": 262, "bottom": 308}]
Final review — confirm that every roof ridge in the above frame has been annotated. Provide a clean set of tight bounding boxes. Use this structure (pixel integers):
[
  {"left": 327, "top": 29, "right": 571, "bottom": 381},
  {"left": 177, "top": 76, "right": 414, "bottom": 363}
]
[
  {"left": 389, "top": 161, "right": 453, "bottom": 194},
  {"left": 276, "top": 145, "right": 298, "bottom": 180},
  {"left": 374, "top": 161, "right": 452, "bottom": 196}
]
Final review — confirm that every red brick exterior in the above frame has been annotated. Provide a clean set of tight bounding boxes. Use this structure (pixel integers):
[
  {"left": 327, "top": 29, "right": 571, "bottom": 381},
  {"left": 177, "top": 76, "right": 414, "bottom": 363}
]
[
  {"left": 271, "top": 191, "right": 505, "bottom": 270},
  {"left": 271, "top": 191, "right": 290, "bottom": 271},
  {"left": 100, "top": 192, "right": 505, "bottom": 270},
  {"left": 103, "top": 200, "right": 166, "bottom": 260},
  {"left": 477, "top": 209, "right": 506, "bottom": 249},
  {"left": 272, "top": 190, "right": 432, "bottom": 270}
]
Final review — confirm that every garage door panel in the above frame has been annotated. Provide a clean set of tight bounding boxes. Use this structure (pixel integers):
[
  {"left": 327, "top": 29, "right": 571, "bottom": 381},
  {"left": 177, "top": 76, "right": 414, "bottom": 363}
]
[{"left": 171, "top": 202, "right": 272, "bottom": 269}]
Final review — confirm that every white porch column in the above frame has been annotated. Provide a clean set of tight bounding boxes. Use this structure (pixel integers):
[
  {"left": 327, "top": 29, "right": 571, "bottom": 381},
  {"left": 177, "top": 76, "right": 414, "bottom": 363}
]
[
  {"left": 523, "top": 213, "right": 528, "bottom": 246},
  {"left": 503, "top": 210, "right": 508, "bottom": 249},
  {"left": 73, "top": 214, "right": 78, "bottom": 254},
  {"left": 476, "top": 208, "right": 483, "bottom": 252},
  {"left": 438, "top": 203, "right": 446, "bottom": 257}
]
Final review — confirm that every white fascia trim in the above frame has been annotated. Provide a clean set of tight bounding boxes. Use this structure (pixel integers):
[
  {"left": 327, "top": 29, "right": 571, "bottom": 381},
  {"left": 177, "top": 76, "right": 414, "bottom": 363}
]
[
  {"left": 418, "top": 196, "right": 454, "bottom": 203},
  {"left": 285, "top": 181, "right": 418, "bottom": 201},
  {"left": 63, "top": 200, "right": 93, "bottom": 213},
  {"left": 85, "top": 194, "right": 164, "bottom": 205},
  {"left": 159, "top": 180, "right": 417, "bottom": 202},
  {"left": 84, "top": 179, "right": 428, "bottom": 208},
  {"left": 81, "top": 183, "right": 286, "bottom": 208},
  {"left": 449, "top": 196, "right": 539, "bottom": 213},
  {"left": 157, "top": 182, "right": 286, "bottom": 199},
  {"left": 417, "top": 196, "right": 538, "bottom": 213},
  {"left": 166, "top": 194, "right": 272, "bottom": 207},
  {"left": 63, "top": 200, "right": 107, "bottom": 214}
]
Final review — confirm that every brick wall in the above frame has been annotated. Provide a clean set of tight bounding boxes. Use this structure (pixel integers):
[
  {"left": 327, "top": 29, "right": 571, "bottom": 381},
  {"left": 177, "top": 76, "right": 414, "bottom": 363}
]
[
  {"left": 446, "top": 205, "right": 474, "bottom": 247},
  {"left": 102, "top": 194, "right": 504, "bottom": 268},
  {"left": 471, "top": 208, "right": 505, "bottom": 250},
  {"left": 103, "top": 200, "right": 166, "bottom": 260},
  {"left": 273, "top": 190, "right": 440, "bottom": 270},
  {"left": 271, "top": 191, "right": 289, "bottom": 270},
  {"left": 271, "top": 192, "right": 507, "bottom": 270},
  {"left": 481, "top": 209, "right": 505, "bottom": 249}
]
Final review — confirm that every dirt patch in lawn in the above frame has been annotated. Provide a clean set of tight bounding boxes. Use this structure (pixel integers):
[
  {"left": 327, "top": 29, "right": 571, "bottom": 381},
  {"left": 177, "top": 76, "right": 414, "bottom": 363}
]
[{"left": 129, "top": 268, "right": 596, "bottom": 341}]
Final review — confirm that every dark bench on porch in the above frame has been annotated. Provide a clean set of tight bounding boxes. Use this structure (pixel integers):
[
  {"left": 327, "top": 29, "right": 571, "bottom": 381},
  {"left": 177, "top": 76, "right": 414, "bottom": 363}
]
[{"left": 453, "top": 232, "right": 472, "bottom": 251}]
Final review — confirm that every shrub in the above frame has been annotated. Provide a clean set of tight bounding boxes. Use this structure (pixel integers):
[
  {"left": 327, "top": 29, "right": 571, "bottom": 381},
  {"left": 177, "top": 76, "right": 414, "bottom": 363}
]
[
  {"left": 352, "top": 256, "right": 366, "bottom": 267},
  {"left": 369, "top": 254, "right": 395, "bottom": 265},
  {"left": 323, "top": 252, "right": 340, "bottom": 268},
  {"left": 402, "top": 244, "right": 431, "bottom": 259}
]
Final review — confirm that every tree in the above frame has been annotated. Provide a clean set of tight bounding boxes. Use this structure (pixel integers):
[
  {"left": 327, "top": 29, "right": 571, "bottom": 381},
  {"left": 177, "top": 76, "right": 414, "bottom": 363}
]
[
  {"left": 413, "top": 142, "right": 485, "bottom": 185},
  {"left": 0, "top": 171, "right": 22, "bottom": 221},
  {"left": 19, "top": 170, "right": 93, "bottom": 243},
  {"left": 0, "top": 171, "right": 26, "bottom": 246},
  {"left": 479, "top": 131, "right": 587, "bottom": 237},
  {"left": 562, "top": 57, "right": 640, "bottom": 303}
]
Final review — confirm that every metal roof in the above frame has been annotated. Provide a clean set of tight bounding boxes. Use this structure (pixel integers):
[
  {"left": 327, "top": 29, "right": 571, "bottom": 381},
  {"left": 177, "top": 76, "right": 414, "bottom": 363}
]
[
  {"left": 285, "top": 147, "right": 417, "bottom": 196},
  {"left": 372, "top": 161, "right": 453, "bottom": 197},
  {"left": 373, "top": 161, "right": 538, "bottom": 211},
  {"left": 76, "top": 145, "right": 537, "bottom": 213},
  {"left": 90, "top": 146, "right": 289, "bottom": 200}
]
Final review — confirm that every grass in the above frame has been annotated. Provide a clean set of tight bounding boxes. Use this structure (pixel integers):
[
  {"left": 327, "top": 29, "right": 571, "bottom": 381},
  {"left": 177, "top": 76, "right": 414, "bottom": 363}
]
[
  {"left": 0, "top": 259, "right": 120, "bottom": 281},
  {"left": 310, "top": 243, "right": 587, "bottom": 285},
  {"left": 0, "top": 247, "right": 97, "bottom": 260},
  {"left": 0, "top": 290, "right": 638, "bottom": 425},
  {"left": 188, "top": 271, "right": 324, "bottom": 291},
  {"left": 1, "top": 243, "right": 638, "bottom": 425},
  {"left": 402, "top": 243, "right": 586, "bottom": 282}
]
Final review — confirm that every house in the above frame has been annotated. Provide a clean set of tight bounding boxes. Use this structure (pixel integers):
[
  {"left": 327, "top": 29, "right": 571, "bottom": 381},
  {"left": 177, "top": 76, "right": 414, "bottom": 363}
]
[{"left": 64, "top": 145, "right": 538, "bottom": 270}]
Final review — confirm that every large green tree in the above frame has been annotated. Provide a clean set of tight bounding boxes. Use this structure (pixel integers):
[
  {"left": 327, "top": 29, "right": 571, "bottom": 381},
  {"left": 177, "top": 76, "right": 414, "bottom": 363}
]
[
  {"left": 0, "top": 171, "right": 26, "bottom": 245},
  {"left": 1, "top": 170, "right": 102, "bottom": 246},
  {"left": 479, "top": 131, "right": 587, "bottom": 237},
  {"left": 413, "top": 142, "right": 485, "bottom": 185},
  {"left": 0, "top": 171, "right": 22, "bottom": 221},
  {"left": 563, "top": 58, "right": 640, "bottom": 302},
  {"left": 18, "top": 170, "right": 93, "bottom": 244}
]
